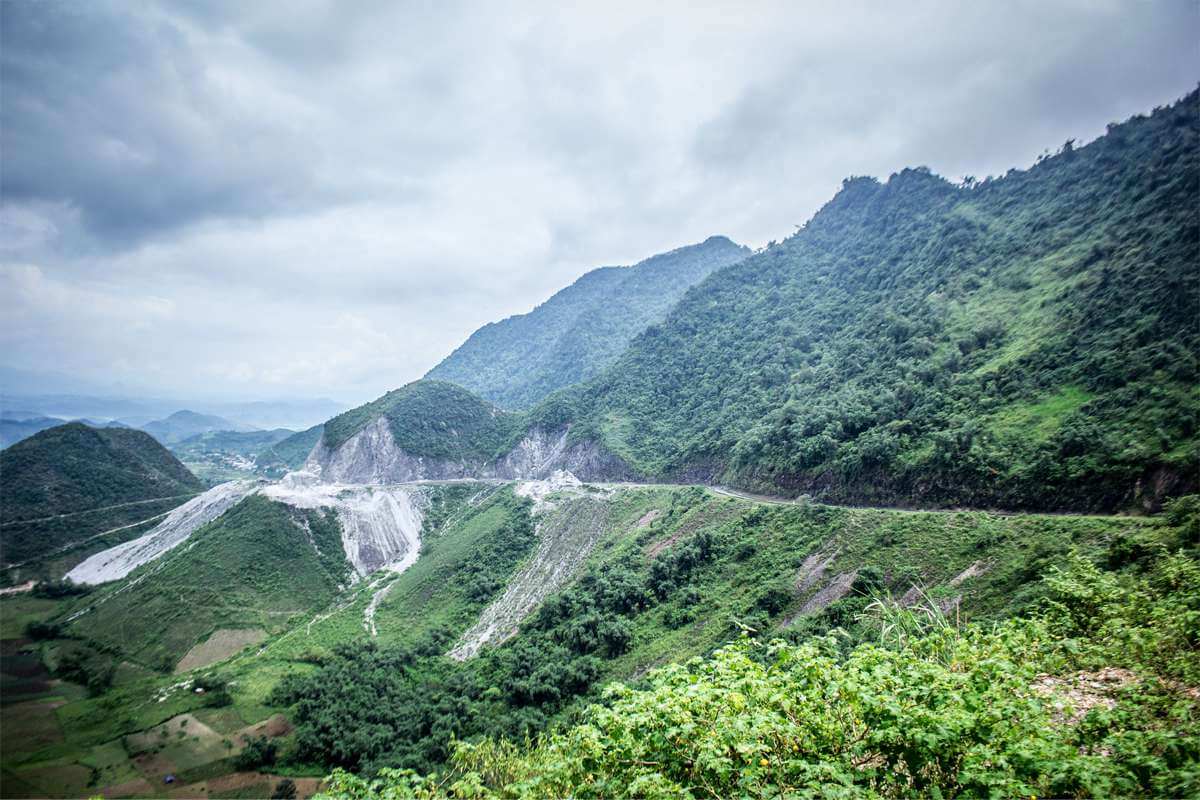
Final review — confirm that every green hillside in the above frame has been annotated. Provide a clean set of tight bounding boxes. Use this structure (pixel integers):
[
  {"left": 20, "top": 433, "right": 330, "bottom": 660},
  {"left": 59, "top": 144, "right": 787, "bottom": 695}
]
[
  {"left": 338, "top": 498, "right": 1200, "bottom": 798},
  {"left": 264, "top": 484, "right": 1160, "bottom": 776},
  {"left": 0, "top": 423, "right": 204, "bottom": 568},
  {"left": 65, "top": 494, "right": 353, "bottom": 672},
  {"left": 321, "top": 380, "right": 523, "bottom": 456},
  {"left": 551, "top": 92, "right": 1198, "bottom": 512},
  {"left": 256, "top": 423, "right": 325, "bottom": 476},
  {"left": 426, "top": 236, "right": 749, "bottom": 410},
  {"left": 2, "top": 482, "right": 1192, "bottom": 797}
]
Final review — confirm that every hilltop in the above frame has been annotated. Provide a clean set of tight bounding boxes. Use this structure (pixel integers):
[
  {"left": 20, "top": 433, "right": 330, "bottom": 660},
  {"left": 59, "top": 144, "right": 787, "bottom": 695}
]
[{"left": 0, "top": 423, "right": 204, "bottom": 567}]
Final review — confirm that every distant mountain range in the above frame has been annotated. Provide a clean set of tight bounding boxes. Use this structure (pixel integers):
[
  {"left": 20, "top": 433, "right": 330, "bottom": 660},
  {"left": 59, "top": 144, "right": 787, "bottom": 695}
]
[
  {"left": 0, "top": 391, "right": 348, "bottom": 432},
  {"left": 139, "top": 410, "right": 257, "bottom": 445}
]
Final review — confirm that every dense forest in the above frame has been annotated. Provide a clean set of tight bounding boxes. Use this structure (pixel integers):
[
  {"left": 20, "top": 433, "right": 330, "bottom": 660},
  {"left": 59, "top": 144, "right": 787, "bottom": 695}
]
[
  {"left": 534, "top": 91, "right": 1199, "bottom": 512},
  {"left": 426, "top": 237, "right": 749, "bottom": 410}
]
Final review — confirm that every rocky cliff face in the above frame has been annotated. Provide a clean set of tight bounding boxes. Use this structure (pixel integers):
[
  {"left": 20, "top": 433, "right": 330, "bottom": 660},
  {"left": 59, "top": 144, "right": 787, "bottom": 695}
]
[{"left": 304, "top": 418, "right": 633, "bottom": 484}]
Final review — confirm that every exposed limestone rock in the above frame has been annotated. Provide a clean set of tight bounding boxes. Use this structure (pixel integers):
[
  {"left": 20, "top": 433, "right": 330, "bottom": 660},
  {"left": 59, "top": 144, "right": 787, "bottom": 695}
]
[
  {"left": 305, "top": 420, "right": 632, "bottom": 485},
  {"left": 261, "top": 470, "right": 425, "bottom": 577},
  {"left": 949, "top": 559, "right": 991, "bottom": 587},
  {"left": 448, "top": 492, "right": 611, "bottom": 660},
  {"left": 66, "top": 480, "right": 260, "bottom": 585},
  {"left": 797, "top": 569, "right": 859, "bottom": 616},
  {"left": 794, "top": 546, "right": 839, "bottom": 594}
]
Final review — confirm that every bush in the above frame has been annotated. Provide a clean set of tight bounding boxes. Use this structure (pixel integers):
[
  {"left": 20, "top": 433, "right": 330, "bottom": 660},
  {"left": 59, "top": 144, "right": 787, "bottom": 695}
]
[
  {"left": 31, "top": 580, "right": 91, "bottom": 599},
  {"left": 271, "top": 778, "right": 297, "bottom": 799},
  {"left": 235, "top": 736, "right": 277, "bottom": 770},
  {"left": 25, "top": 620, "right": 63, "bottom": 640}
]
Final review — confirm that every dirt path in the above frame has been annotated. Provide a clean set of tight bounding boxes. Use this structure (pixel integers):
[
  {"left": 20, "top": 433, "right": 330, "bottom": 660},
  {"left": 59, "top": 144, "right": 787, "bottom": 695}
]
[
  {"left": 3, "top": 512, "right": 175, "bottom": 570},
  {"left": 0, "top": 494, "right": 197, "bottom": 526}
]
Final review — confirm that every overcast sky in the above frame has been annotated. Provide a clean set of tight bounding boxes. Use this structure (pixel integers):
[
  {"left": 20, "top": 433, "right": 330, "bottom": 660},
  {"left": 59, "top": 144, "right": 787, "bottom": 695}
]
[{"left": 1, "top": 0, "right": 1196, "bottom": 406}]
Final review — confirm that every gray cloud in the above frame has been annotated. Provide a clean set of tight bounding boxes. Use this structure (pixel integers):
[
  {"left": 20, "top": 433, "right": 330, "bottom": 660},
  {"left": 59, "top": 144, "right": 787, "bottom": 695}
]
[{"left": 1, "top": 0, "right": 1196, "bottom": 404}]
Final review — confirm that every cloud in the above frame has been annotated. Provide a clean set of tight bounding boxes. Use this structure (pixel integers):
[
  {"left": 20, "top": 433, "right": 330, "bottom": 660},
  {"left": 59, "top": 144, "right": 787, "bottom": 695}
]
[{"left": 1, "top": 0, "right": 1196, "bottom": 403}]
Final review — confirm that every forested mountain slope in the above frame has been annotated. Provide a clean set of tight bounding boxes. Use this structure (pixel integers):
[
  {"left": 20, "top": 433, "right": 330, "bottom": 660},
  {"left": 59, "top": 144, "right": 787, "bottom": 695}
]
[
  {"left": 426, "top": 236, "right": 749, "bottom": 409},
  {"left": 0, "top": 423, "right": 204, "bottom": 565},
  {"left": 258, "top": 483, "right": 1165, "bottom": 777},
  {"left": 554, "top": 91, "right": 1199, "bottom": 511}
]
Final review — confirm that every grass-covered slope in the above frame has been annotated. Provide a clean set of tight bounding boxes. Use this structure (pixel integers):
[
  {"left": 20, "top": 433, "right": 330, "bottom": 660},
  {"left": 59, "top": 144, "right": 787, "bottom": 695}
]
[
  {"left": 0, "top": 423, "right": 204, "bottom": 566},
  {"left": 349, "top": 501, "right": 1199, "bottom": 799},
  {"left": 553, "top": 92, "right": 1198, "bottom": 512},
  {"left": 427, "top": 236, "right": 750, "bottom": 410},
  {"left": 66, "top": 494, "right": 353, "bottom": 672},
  {"left": 316, "top": 496, "right": 1200, "bottom": 796},
  {"left": 320, "top": 380, "right": 523, "bottom": 457},
  {"left": 269, "top": 483, "right": 1160, "bottom": 777}
]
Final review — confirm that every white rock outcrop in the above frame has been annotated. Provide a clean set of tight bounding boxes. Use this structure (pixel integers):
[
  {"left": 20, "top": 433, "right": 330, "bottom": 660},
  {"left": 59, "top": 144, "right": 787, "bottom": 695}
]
[
  {"left": 261, "top": 470, "right": 424, "bottom": 576},
  {"left": 66, "top": 480, "right": 259, "bottom": 585}
]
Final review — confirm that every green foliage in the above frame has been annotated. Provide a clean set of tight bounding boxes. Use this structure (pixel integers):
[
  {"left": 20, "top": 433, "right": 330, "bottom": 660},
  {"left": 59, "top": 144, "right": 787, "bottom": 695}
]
[
  {"left": 257, "top": 424, "right": 325, "bottom": 476},
  {"left": 25, "top": 619, "right": 64, "bottom": 640},
  {"left": 69, "top": 495, "right": 354, "bottom": 668},
  {"left": 427, "top": 237, "right": 750, "bottom": 410},
  {"left": 324, "top": 510, "right": 1200, "bottom": 799},
  {"left": 31, "top": 579, "right": 91, "bottom": 599},
  {"left": 235, "top": 735, "right": 278, "bottom": 770},
  {"left": 272, "top": 778, "right": 298, "bottom": 799},
  {"left": 269, "top": 493, "right": 541, "bottom": 774},
  {"left": 170, "top": 427, "right": 297, "bottom": 483},
  {"left": 0, "top": 422, "right": 203, "bottom": 564},
  {"left": 321, "top": 381, "right": 524, "bottom": 457},
  {"left": 276, "top": 486, "right": 1150, "bottom": 783},
  {"left": 54, "top": 645, "right": 117, "bottom": 697},
  {"left": 548, "top": 93, "right": 1199, "bottom": 512}
]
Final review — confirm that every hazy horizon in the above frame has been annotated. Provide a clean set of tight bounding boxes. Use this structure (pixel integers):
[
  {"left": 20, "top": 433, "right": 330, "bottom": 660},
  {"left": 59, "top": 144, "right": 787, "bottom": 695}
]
[{"left": 2, "top": 1, "right": 1197, "bottom": 407}]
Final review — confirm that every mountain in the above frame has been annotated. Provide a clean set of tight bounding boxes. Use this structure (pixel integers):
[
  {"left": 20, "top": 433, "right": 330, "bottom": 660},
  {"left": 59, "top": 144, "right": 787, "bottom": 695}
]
[
  {"left": 65, "top": 493, "right": 356, "bottom": 671},
  {"left": 426, "top": 236, "right": 750, "bottom": 409},
  {"left": 305, "top": 380, "right": 628, "bottom": 484},
  {"left": 0, "top": 423, "right": 204, "bottom": 566},
  {"left": 255, "top": 422, "right": 325, "bottom": 477},
  {"left": 0, "top": 416, "right": 63, "bottom": 449},
  {"left": 545, "top": 92, "right": 1198, "bottom": 512},
  {"left": 140, "top": 409, "right": 258, "bottom": 444},
  {"left": 0, "top": 415, "right": 130, "bottom": 449},
  {"left": 4, "top": 94, "right": 1198, "bottom": 799},
  {"left": 308, "top": 97, "right": 1198, "bottom": 515}
]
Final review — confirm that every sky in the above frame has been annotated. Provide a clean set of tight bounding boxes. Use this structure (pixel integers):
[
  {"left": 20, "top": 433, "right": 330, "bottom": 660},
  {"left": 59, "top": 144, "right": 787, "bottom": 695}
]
[{"left": 1, "top": 0, "right": 1197, "bottom": 407}]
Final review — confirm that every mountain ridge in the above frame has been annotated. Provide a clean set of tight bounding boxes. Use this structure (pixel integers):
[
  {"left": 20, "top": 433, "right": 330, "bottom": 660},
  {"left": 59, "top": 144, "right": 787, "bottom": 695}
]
[{"left": 425, "top": 236, "right": 750, "bottom": 409}]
